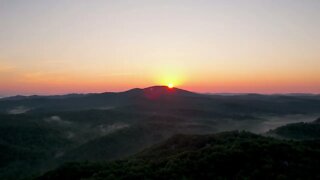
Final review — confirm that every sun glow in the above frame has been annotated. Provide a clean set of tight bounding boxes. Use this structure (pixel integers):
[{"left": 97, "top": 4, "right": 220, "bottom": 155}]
[
  {"left": 154, "top": 67, "right": 186, "bottom": 89},
  {"left": 168, "top": 83, "right": 174, "bottom": 88}
]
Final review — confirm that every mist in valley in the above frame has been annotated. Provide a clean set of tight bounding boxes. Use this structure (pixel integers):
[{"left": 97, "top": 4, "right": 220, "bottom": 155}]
[{"left": 1, "top": 88, "right": 320, "bottom": 179}]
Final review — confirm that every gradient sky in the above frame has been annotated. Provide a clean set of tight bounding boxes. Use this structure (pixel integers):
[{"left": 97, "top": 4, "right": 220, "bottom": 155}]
[{"left": 1, "top": 0, "right": 320, "bottom": 96}]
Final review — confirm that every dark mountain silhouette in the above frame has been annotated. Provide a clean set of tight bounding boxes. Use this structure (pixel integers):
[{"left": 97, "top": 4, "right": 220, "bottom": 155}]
[
  {"left": 121, "top": 86, "right": 197, "bottom": 97},
  {"left": 0, "top": 86, "right": 319, "bottom": 115},
  {"left": 0, "top": 86, "right": 200, "bottom": 113},
  {"left": 314, "top": 117, "right": 320, "bottom": 123},
  {"left": 1, "top": 86, "right": 197, "bottom": 101}
]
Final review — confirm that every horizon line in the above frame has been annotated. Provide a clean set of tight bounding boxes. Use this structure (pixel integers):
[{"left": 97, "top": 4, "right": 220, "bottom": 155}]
[{"left": 1, "top": 85, "right": 319, "bottom": 98}]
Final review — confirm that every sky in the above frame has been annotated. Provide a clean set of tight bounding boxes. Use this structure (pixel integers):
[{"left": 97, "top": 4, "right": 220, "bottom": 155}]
[{"left": 1, "top": 0, "right": 320, "bottom": 96}]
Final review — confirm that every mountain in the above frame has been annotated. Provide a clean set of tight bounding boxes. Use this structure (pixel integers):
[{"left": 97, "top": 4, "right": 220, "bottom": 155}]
[
  {"left": 0, "top": 86, "right": 319, "bottom": 115},
  {"left": 122, "top": 86, "right": 197, "bottom": 97},
  {"left": 0, "top": 86, "right": 199, "bottom": 113},
  {"left": 1, "top": 86, "right": 320, "bottom": 179},
  {"left": 36, "top": 131, "right": 320, "bottom": 180}
]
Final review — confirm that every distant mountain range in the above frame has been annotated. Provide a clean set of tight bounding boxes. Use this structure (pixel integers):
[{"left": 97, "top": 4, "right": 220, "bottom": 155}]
[
  {"left": 2, "top": 86, "right": 319, "bottom": 101},
  {"left": 1, "top": 86, "right": 320, "bottom": 114},
  {"left": 1, "top": 86, "right": 320, "bottom": 179},
  {"left": 1, "top": 86, "right": 197, "bottom": 100}
]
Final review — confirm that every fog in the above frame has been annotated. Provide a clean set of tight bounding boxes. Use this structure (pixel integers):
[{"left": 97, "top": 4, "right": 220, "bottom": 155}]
[
  {"left": 8, "top": 106, "right": 30, "bottom": 114},
  {"left": 253, "top": 114, "right": 320, "bottom": 133},
  {"left": 98, "top": 123, "right": 129, "bottom": 135},
  {"left": 208, "top": 114, "right": 320, "bottom": 134},
  {"left": 44, "top": 116, "right": 72, "bottom": 125}
]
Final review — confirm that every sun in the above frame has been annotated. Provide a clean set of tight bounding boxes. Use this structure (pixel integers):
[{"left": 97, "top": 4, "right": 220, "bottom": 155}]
[{"left": 167, "top": 83, "right": 174, "bottom": 88}]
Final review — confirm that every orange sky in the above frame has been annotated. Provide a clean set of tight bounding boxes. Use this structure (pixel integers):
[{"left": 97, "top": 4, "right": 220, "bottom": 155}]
[{"left": 1, "top": 1, "right": 320, "bottom": 96}]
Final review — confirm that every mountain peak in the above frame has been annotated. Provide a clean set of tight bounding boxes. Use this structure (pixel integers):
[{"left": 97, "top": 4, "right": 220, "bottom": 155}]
[
  {"left": 145, "top": 85, "right": 194, "bottom": 93},
  {"left": 139, "top": 85, "right": 197, "bottom": 99}
]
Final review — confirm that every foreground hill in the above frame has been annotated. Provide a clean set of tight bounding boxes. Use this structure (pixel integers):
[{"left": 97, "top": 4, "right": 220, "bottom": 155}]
[
  {"left": 37, "top": 131, "right": 320, "bottom": 180},
  {"left": 267, "top": 117, "right": 320, "bottom": 140}
]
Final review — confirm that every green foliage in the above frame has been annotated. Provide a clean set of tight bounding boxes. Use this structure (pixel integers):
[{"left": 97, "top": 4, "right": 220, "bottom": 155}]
[
  {"left": 0, "top": 113, "right": 74, "bottom": 180},
  {"left": 268, "top": 121, "right": 320, "bottom": 140},
  {"left": 37, "top": 131, "right": 320, "bottom": 180}
]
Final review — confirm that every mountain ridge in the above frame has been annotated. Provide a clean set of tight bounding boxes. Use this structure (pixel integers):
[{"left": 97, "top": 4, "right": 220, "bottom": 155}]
[
  {"left": 2, "top": 85, "right": 320, "bottom": 101},
  {"left": 0, "top": 86, "right": 198, "bottom": 101}
]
